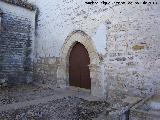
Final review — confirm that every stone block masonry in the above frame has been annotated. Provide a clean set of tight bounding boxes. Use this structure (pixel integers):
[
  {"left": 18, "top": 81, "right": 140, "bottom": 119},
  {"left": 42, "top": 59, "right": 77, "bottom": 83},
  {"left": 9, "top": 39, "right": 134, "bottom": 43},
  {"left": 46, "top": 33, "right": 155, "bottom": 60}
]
[
  {"left": 0, "top": 0, "right": 160, "bottom": 98},
  {"left": 33, "top": 57, "right": 60, "bottom": 87},
  {"left": 0, "top": 9, "right": 2, "bottom": 31},
  {"left": 34, "top": 0, "right": 160, "bottom": 97},
  {"left": 0, "top": 1, "right": 36, "bottom": 86}
]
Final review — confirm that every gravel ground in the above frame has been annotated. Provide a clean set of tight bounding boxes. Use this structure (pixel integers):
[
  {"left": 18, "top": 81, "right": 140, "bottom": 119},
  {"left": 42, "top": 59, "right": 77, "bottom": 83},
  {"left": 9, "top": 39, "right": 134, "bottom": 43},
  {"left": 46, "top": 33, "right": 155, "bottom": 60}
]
[
  {"left": 0, "top": 84, "right": 58, "bottom": 106},
  {"left": 0, "top": 85, "right": 141, "bottom": 120},
  {"left": 0, "top": 96, "right": 109, "bottom": 120}
]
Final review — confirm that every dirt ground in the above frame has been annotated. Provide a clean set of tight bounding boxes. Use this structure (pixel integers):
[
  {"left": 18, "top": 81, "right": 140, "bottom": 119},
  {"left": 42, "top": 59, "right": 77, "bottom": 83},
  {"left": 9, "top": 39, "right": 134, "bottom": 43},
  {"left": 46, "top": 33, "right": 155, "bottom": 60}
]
[{"left": 0, "top": 84, "right": 141, "bottom": 120}]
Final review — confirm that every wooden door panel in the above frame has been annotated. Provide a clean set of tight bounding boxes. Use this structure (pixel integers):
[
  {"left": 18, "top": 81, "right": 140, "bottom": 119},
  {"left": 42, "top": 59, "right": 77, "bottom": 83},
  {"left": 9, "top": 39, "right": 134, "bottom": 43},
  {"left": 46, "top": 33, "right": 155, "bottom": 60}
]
[
  {"left": 69, "top": 65, "right": 80, "bottom": 87},
  {"left": 80, "top": 66, "right": 91, "bottom": 89},
  {"left": 69, "top": 42, "right": 91, "bottom": 89}
]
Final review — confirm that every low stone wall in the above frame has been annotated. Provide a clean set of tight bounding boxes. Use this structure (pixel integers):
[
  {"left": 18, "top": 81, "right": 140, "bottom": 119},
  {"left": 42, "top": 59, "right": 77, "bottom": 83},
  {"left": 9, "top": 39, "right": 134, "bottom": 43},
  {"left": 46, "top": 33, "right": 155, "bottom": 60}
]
[{"left": 130, "top": 94, "right": 160, "bottom": 120}]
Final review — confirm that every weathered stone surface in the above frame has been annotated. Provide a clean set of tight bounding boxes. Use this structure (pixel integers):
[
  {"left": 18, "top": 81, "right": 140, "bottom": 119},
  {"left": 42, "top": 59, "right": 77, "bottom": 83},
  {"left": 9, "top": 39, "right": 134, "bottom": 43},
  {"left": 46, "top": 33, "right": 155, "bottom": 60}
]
[
  {"left": 130, "top": 94, "right": 160, "bottom": 120},
  {"left": 1, "top": 0, "right": 160, "bottom": 98},
  {"left": 0, "top": 1, "right": 36, "bottom": 85},
  {"left": 34, "top": 57, "right": 60, "bottom": 87},
  {"left": 32, "top": 0, "right": 160, "bottom": 97},
  {"left": 0, "top": 9, "right": 2, "bottom": 45}
]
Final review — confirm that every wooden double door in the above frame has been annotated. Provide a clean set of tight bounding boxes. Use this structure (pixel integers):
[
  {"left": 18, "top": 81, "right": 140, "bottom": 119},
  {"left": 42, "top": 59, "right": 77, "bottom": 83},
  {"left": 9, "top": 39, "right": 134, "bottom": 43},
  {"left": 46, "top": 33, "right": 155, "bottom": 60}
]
[{"left": 69, "top": 42, "right": 91, "bottom": 89}]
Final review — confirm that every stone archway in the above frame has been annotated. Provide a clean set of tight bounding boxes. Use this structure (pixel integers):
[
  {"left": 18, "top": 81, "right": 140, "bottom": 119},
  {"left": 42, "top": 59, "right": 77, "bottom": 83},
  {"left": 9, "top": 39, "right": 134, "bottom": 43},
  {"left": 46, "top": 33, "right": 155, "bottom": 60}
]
[{"left": 57, "top": 30, "right": 106, "bottom": 97}]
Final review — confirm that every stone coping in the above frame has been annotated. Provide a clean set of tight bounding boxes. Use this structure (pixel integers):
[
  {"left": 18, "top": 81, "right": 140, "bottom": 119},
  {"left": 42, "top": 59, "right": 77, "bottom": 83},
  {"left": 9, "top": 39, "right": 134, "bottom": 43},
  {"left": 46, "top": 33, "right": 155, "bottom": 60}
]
[
  {"left": 0, "top": 0, "right": 37, "bottom": 11},
  {"left": 130, "top": 94, "right": 160, "bottom": 116},
  {"left": 106, "top": 96, "right": 142, "bottom": 116}
]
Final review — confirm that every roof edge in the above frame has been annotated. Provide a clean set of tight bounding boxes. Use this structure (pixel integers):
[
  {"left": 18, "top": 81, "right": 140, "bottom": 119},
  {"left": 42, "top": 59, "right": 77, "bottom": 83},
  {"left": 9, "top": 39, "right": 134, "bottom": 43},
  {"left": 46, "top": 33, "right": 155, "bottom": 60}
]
[{"left": 0, "top": 0, "right": 37, "bottom": 11}]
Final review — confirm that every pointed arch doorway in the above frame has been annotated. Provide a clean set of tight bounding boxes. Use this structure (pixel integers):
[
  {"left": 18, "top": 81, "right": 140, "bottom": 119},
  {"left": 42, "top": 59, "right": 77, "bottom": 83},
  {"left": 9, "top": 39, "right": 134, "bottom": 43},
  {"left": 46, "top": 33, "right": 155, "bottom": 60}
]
[
  {"left": 58, "top": 30, "right": 107, "bottom": 97},
  {"left": 69, "top": 42, "right": 91, "bottom": 89}
]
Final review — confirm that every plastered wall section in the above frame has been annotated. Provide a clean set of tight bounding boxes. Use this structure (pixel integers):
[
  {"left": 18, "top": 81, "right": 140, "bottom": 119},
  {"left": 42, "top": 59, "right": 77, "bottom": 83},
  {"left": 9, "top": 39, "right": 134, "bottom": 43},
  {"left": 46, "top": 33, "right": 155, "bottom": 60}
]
[
  {"left": 34, "top": 0, "right": 160, "bottom": 96},
  {"left": 0, "top": 1, "right": 36, "bottom": 85}
]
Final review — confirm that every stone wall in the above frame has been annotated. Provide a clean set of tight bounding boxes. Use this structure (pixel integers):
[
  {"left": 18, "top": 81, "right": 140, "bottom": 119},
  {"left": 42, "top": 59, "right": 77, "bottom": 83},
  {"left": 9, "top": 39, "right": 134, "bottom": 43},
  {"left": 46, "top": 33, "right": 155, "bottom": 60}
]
[
  {"left": 0, "top": 1, "right": 36, "bottom": 86},
  {"left": 0, "top": 9, "right": 2, "bottom": 31},
  {"left": 34, "top": 0, "right": 159, "bottom": 97},
  {"left": 33, "top": 57, "right": 59, "bottom": 87},
  {"left": 104, "top": 3, "right": 160, "bottom": 97}
]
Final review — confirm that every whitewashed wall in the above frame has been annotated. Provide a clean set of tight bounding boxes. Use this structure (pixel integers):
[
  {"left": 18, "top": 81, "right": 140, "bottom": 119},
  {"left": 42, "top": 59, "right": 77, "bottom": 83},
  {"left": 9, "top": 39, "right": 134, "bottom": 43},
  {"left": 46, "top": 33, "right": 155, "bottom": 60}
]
[{"left": 34, "top": 0, "right": 160, "bottom": 97}]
